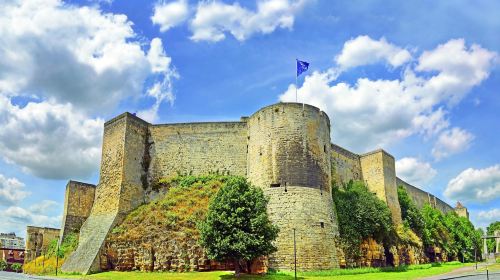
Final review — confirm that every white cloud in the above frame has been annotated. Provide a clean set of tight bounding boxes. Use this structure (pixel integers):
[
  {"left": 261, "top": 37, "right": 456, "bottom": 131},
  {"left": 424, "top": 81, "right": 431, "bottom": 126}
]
[
  {"left": 0, "top": 174, "right": 30, "bottom": 206},
  {"left": 335, "top": 35, "right": 412, "bottom": 69},
  {"left": 190, "top": 0, "right": 311, "bottom": 42},
  {"left": 280, "top": 36, "right": 497, "bottom": 152},
  {"left": 432, "top": 127, "right": 474, "bottom": 160},
  {"left": 396, "top": 157, "right": 437, "bottom": 187},
  {"left": 445, "top": 165, "right": 500, "bottom": 204},
  {"left": 0, "top": 0, "right": 178, "bottom": 178},
  {"left": 0, "top": 96, "right": 103, "bottom": 180},
  {"left": 29, "top": 200, "right": 59, "bottom": 214},
  {"left": 152, "top": 0, "right": 190, "bottom": 32},
  {"left": 1, "top": 206, "right": 61, "bottom": 235},
  {"left": 0, "top": 0, "right": 176, "bottom": 113},
  {"left": 472, "top": 208, "right": 500, "bottom": 230}
]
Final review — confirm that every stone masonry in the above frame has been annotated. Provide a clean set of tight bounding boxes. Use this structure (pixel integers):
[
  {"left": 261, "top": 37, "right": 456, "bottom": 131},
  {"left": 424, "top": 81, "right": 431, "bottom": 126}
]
[
  {"left": 25, "top": 226, "right": 60, "bottom": 262},
  {"left": 59, "top": 181, "right": 96, "bottom": 243},
  {"left": 57, "top": 102, "right": 467, "bottom": 274}
]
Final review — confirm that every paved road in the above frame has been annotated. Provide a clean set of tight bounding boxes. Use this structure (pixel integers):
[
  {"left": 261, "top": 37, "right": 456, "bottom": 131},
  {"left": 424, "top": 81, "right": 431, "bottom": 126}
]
[
  {"left": 0, "top": 272, "right": 73, "bottom": 280},
  {"left": 436, "top": 272, "right": 500, "bottom": 279}
]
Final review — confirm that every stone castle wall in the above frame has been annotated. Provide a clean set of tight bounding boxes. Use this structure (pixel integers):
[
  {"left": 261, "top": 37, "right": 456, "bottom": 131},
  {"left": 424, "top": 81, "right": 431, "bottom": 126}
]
[
  {"left": 25, "top": 226, "right": 60, "bottom": 262},
  {"left": 331, "top": 144, "right": 363, "bottom": 186},
  {"left": 360, "top": 150, "right": 402, "bottom": 224},
  {"left": 59, "top": 181, "right": 96, "bottom": 243},
  {"left": 246, "top": 103, "right": 339, "bottom": 270},
  {"left": 396, "top": 178, "right": 454, "bottom": 214},
  {"left": 147, "top": 121, "right": 247, "bottom": 191},
  {"left": 59, "top": 102, "right": 465, "bottom": 274}
]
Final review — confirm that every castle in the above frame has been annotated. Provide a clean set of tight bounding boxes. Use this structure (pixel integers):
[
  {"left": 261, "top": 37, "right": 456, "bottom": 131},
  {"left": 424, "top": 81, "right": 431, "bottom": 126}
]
[{"left": 25, "top": 102, "right": 468, "bottom": 274}]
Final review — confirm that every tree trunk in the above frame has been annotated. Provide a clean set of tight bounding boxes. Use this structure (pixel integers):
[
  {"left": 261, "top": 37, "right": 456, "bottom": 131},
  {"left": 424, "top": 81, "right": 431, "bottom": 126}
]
[{"left": 234, "top": 259, "right": 241, "bottom": 277}]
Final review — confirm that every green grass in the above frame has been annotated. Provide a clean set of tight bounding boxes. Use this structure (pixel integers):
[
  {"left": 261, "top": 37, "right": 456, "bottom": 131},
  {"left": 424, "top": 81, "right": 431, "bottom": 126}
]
[{"left": 50, "top": 262, "right": 468, "bottom": 280}]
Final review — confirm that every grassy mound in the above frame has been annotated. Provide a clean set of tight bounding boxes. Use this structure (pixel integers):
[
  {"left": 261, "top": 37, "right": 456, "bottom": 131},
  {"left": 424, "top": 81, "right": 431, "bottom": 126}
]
[{"left": 109, "top": 175, "right": 234, "bottom": 242}]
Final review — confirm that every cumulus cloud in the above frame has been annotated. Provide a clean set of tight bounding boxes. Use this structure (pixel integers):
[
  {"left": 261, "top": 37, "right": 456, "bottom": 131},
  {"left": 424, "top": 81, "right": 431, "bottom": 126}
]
[
  {"left": 29, "top": 200, "right": 59, "bottom": 214},
  {"left": 396, "top": 157, "right": 437, "bottom": 187},
  {"left": 472, "top": 208, "right": 500, "bottom": 229},
  {"left": 2, "top": 206, "right": 61, "bottom": 233},
  {"left": 0, "top": 174, "right": 30, "bottom": 206},
  {"left": 280, "top": 36, "right": 497, "bottom": 152},
  {"left": 0, "top": 0, "right": 178, "bottom": 178},
  {"left": 190, "top": 0, "right": 311, "bottom": 42},
  {"left": 0, "top": 96, "right": 103, "bottom": 180},
  {"left": 445, "top": 165, "right": 500, "bottom": 203},
  {"left": 335, "top": 36, "right": 412, "bottom": 69},
  {"left": 0, "top": 0, "right": 177, "bottom": 113},
  {"left": 152, "top": 0, "right": 190, "bottom": 32},
  {"left": 432, "top": 127, "right": 475, "bottom": 160}
]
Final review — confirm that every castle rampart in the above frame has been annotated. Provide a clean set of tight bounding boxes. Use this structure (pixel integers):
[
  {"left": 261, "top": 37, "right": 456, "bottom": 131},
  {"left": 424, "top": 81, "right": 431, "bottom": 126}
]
[
  {"left": 58, "top": 102, "right": 466, "bottom": 274},
  {"left": 396, "top": 178, "right": 454, "bottom": 214}
]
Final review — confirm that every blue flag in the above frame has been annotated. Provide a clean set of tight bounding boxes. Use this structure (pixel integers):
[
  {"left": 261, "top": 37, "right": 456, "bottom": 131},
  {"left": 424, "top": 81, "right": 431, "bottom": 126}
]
[{"left": 296, "top": 59, "right": 309, "bottom": 77}]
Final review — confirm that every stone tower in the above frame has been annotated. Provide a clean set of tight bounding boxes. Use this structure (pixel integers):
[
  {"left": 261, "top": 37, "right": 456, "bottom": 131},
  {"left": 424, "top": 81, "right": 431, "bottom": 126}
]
[
  {"left": 61, "top": 113, "right": 149, "bottom": 274},
  {"left": 360, "top": 150, "right": 402, "bottom": 224},
  {"left": 246, "top": 103, "right": 339, "bottom": 270}
]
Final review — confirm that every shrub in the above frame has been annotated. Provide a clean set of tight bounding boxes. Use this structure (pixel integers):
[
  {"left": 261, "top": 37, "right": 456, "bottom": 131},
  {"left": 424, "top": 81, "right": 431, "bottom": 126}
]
[
  {"left": 0, "top": 260, "right": 7, "bottom": 271},
  {"left": 10, "top": 263, "right": 22, "bottom": 273},
  {"left": 398, "top": 186, "right": 425, "bottom": 236},
  {"left": 332, "top": 180, "right": 394, "bottom": 265}
]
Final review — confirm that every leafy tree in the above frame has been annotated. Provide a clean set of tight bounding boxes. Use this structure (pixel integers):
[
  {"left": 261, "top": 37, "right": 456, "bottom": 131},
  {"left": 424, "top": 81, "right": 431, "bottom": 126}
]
[
  {"left": 421, "top": 204, "right": 451, "bottom": 252},
  {"left": 444, "top": 212, "right": 482, "bottom": 262},
  {"left": 486, "top": 221, "right": 500, "bottom": 252},
  {"left": 332, "top": 180, "right": 394, "bottom": 265},
  {"left": 397, "top": 186, "right": 425, "bottom": 236},
  {"left": 198, "top": 177, "right": 279, "bottom": 276},
  {"left": 10, "top": 263, "right": 22, "bottom": 273},
  {"left": 0, "top": 260, "right": 7, "bottom": 271}
]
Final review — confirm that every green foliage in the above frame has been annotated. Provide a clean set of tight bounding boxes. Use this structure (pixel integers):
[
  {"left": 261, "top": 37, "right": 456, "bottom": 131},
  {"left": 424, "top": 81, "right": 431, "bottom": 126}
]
[
  {"left": 397, "top": 186, "right": 425, "bottom": 236},
  {"left": 46, "top": 233, "right": 79, "bottom": 259},
  {"left": 332, "top": 180, "right": 394, "bottom": 264},
  {"left": 198, "top": 176, "right": 279, "bottom": 264},
  {"left": 10, "top": 263, "right": 22, "bottom": 272},
  {"left": 421, "top": 204, "right": 482, "bottom": 262},
  {"left": 421, "top": 204, "right": 450, "bottom": 251},
  {"left": 0, "top": 260, "right": 7, "bottom": 271},
  {"left": 443, "top": 212, "right": 482, "bottom": 262},
  {"left": 486, "top": 221, "right": 500, "bottom": 252}
]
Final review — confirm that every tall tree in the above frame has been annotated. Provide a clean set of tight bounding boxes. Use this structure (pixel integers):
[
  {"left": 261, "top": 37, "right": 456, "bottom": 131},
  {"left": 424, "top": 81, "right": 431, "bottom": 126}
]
[{"left": 198, "top": 177, "right": 279, "bottom": 276}]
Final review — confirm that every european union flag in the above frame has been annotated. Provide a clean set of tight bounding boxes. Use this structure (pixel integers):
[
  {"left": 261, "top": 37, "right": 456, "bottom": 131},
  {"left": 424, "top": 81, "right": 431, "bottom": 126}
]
[{"left": 296, "top": 59, "right": 309, "bottom": 77}]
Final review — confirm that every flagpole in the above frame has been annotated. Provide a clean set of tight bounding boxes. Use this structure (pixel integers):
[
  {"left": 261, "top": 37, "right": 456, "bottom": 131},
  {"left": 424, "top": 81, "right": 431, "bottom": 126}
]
[
  {"left": 295, "top": 59, "right": 298, "bottom": 103},
  {"left": 295, "top": 74, "right": 298, "bottom": 103}
]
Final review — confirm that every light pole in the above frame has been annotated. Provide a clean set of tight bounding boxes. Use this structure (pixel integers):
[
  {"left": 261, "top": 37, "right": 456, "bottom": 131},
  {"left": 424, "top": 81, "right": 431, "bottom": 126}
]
[
  {"left": 293, "top": 228, "right": 297, "bottom": 280},
  {"left": 472, "top": 246, "right": 477, "bottom": 270}
]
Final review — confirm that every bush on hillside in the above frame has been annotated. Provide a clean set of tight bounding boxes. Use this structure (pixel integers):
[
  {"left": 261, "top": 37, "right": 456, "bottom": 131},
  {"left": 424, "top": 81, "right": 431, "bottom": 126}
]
[
  {"left": 332, "top": 180, "right": 394, "bottom": 265},
  {"left": 397, "top": 186, "right": 425, "bottom": 236}
]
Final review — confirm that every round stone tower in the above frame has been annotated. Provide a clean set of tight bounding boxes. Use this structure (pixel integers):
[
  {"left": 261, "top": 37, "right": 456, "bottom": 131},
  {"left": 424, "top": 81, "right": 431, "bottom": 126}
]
[{"left": 247, "top": 103, "right": 339, "bottom": 270}]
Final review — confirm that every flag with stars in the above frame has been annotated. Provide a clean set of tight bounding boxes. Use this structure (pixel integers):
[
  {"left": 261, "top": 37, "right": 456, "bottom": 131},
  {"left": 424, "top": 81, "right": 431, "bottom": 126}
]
[{"left": 296, "top": 59, "right": 309, "bottom": 77}]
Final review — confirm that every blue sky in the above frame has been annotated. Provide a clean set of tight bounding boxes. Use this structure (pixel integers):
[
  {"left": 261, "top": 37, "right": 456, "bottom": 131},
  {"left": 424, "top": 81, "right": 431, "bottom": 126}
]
[{"left": 0, "top": 0, "right": 499, "bottom": 237}]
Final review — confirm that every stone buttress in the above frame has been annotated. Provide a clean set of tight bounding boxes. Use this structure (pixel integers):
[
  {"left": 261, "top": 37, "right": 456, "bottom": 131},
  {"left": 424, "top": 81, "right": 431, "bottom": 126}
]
[{"left": 61, "top": 113, "right": 148, "bottom": 274}]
